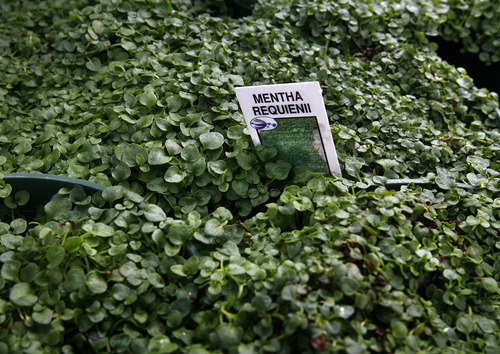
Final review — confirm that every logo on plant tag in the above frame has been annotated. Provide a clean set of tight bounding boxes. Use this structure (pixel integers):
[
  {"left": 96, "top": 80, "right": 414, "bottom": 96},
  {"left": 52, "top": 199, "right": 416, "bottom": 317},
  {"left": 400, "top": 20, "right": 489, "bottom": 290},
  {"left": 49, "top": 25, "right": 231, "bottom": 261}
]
[{"left": 250, "top": 117, "right": 278, "bottom": 130}]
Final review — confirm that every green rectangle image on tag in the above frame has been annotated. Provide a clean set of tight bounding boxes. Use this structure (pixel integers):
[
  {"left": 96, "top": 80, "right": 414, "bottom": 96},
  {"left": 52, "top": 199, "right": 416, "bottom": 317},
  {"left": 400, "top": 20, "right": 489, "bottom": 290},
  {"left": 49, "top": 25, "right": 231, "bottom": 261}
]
[{"left": 258, "top": 116, "right": 330, "bottom": 174}]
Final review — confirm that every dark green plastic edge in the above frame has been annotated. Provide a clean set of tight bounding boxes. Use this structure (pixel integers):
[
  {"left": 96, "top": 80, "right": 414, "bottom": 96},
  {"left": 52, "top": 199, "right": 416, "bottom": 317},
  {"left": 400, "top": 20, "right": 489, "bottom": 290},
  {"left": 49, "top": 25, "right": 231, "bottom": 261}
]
[
  {"left": 2, "top": 173, "right": 199, "bottom": 257},
  {"left": 384, "top": 178, "right": 475, "bottom": 190},
  {"left": 3, "top": 173, "right": 106, "bottom": 213}
]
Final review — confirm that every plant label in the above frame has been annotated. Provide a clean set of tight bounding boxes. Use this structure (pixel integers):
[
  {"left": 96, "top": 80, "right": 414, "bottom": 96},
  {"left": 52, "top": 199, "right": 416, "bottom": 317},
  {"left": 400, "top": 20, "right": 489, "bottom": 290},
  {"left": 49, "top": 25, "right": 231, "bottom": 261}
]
[{"left": 235, "top": 81, "right": 341, "bottom": 175}]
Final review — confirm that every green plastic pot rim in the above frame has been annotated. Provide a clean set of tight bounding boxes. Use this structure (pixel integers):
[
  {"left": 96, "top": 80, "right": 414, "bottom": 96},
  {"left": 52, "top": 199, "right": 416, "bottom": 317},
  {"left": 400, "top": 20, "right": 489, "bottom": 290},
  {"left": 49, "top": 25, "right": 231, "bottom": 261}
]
[
  {"left": 3, "top": 172, "right": 107, "bottom": 193},
  {"left": 2, "top": 172, "right": 199, "bottom": 257},
  {"left": 2, "top": 173, "right": 106, "bottom": 213},
  {"left": 384, "top": 178, "right": 475, "bottom": 190}
]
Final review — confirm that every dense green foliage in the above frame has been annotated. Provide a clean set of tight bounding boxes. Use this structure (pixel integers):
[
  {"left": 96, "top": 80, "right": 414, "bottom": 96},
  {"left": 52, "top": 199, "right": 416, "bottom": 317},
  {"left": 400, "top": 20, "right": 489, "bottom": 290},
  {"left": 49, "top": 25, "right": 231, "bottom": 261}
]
[
  {"left": 440, "top": 0, "right": 500, "bottom": 64},
  {"left": 0, "top": 0, "right": 499, "bottom": 353}
]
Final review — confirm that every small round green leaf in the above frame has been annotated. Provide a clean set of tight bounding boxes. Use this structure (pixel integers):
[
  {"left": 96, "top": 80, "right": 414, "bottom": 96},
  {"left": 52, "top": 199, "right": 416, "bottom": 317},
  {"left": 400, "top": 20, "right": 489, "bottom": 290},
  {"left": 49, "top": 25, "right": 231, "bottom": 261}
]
[
  {"left": 9, "top": 282, "right": 38, "bottom": 307},
  {"left": 139, "top": 91, "right": 158, "bottom": 109},
  {"left": 392, "top": 321, "right": 408, "bottom": 339},
  {"left": 33, "top": 307, "right": 53, "bottom": 325},
  {"left": 86, "top": 270, "right": 107, "bottom": 294},
  {"left": 456, "top": 315, "right": 475, "bottom": 335},
  {"left": 142, "top": 204, "right": 167, "bottom": 222},
  {"left": 181, "top": 144, "right": 200, "bottom": 162},
  {"left": 166, "top": 310, "right": 182, "bottom": 328},
  {"left": 44, "top": 197, "right": 72, "bottom": 221},
  {"left": 20, "top": 263, "right": 38, "bottom": 283},
  {"left": 1, "top": 260, "right": 21, "bottom": 281},
  {"left": 481, "top": 277, "right": 498, "bottom": 293},
  {"left": 111, "top": 283, "right": 131, "bottom": 301},
  {"left": 147, "top": 335, "right": 178, "bottom": 353},
  {"left": 164, "top": 166, "right": 185, "bottom": 183},
  {"left": 435, "top": 168, "right": 456, "bottom": 190},
  {"left": 167, "top": 224, "right": 189, "bottom": 245},
  {"left": 148, "top": 147, "right": 172, "bottom": 165},
  {"left": 443, "top": 269, "right": 458, "bottom": 280},
  {"left": 112, "top": 162, "right": 132, "bottom": 182},
  {"left": 63, "top": 236, "right": 84, "bottom": 253},
  {"left": 102, "top": 186, "right": 125, "bottom": 204},
  {"left": 14, "top": 191, "right": 30, "bottom": 206},
  {"left": 199, "top": 132, "right": 224, "bottom": 150},
  {"left": 63, "top": 267, "right": 86, "bottom": 292},
  {"left": 204, "top": 219, "right": 224, "bottom": 237},
  {"left": 46, "top": 245, "right": 65, "bottom": 269},
  {"left": 214, "top": 323, "right": 243, "bottom": 350},
  {"left": 92, "top": 223, "right": 115, "bottom": 237}
]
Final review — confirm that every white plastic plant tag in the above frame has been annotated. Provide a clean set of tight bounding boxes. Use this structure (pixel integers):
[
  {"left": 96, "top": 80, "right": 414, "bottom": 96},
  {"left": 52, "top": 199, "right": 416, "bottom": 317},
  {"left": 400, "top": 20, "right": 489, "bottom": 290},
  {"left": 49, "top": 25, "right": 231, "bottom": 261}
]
[{"left": 235, "top": 81, "right": 341, "bottom": 176}]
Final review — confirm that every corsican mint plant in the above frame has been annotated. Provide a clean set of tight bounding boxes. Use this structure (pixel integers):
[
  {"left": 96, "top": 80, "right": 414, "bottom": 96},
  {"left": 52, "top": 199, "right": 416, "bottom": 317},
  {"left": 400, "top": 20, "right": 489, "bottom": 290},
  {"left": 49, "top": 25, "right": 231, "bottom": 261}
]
[{"left": 0, "top": 0, "right": 499, "bottom": 352}]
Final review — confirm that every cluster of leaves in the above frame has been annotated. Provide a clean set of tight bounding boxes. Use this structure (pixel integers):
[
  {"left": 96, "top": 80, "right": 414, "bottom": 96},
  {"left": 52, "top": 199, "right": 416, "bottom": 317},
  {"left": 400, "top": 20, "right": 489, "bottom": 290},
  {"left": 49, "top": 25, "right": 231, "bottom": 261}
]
[
  {"left": 439, "top": 0, "right": 500, "bottom": 64},
  {"left": 0, "top": 183, "right": 246, "bottom": 352},
  {"left": 0, "top": 0, "right": 303, "bottom": 218},
  {"left": 240, "top": 176, "right": 500, "bottom": 353},
  {"left": 0, "top": 0, "right": 499, "bottom": 352},
  {"left": 1, "top": 176, "right": 499, "bottom": 353},
  {"left": 0, "top": 0, "right": 499, "bottom": 218},
  {"left": 253, "top": 0, "right": 500, "bottom": 65}
]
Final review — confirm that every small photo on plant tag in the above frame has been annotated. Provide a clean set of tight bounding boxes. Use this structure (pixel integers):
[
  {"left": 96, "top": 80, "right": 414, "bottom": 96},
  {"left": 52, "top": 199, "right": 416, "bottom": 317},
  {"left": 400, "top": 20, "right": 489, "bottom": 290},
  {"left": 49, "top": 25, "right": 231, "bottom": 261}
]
[
  {"left": 235, "top": 81, "right": 341, "bottom": 176},
  {"left": 257, "top": 116, "right": 329, "bottom": 173}
]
